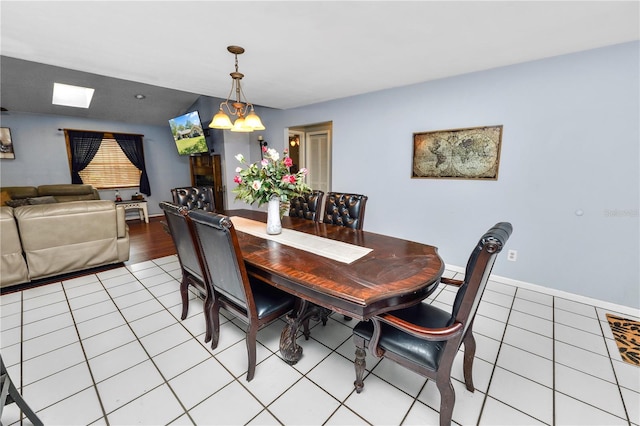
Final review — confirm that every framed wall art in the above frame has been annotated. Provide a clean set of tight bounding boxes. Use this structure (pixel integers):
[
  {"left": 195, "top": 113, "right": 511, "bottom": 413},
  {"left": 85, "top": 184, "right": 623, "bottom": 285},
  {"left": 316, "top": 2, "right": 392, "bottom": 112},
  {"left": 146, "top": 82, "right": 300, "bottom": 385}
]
[
  {"left": 412, "top": 125, "right": 503, "bottom": 180},
  {"left": 0, "top": 127, "right": 15, "bottom": 159}
]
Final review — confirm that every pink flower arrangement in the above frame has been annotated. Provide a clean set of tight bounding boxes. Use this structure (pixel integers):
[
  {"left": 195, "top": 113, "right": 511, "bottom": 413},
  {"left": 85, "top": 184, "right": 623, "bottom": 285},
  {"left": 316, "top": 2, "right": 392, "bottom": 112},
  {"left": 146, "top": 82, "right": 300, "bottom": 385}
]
[{"left": 232, "top": 147, "right": 311, "bottom": 206}]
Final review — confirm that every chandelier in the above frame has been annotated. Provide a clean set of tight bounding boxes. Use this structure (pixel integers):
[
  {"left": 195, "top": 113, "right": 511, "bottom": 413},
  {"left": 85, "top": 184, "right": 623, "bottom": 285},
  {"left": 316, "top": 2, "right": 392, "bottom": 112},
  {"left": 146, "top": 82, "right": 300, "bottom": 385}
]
[{"left": 209, "top": 45, "right": 265, "bottom": 132}]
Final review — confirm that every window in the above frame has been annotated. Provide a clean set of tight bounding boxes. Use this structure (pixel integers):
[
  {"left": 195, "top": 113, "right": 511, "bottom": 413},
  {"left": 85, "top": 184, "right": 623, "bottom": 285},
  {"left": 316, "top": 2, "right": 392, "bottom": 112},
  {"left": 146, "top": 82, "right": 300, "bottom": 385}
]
[
  {"left": 65, "top": 131, "right": 144, "bottom": 190},
  {"left": 78, "top": 136, "right": 141, "bottom": 188}
]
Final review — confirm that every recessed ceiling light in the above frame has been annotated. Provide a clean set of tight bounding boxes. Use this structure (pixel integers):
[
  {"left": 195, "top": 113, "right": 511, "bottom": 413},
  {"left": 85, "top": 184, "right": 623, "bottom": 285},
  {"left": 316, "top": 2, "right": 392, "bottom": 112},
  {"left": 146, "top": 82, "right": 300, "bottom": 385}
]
[
  {"left": 52, "top": 83, "right": 94, "bottom": 108},
  {"left": 134, "top": 94, "right": 146, "bottom": 100}
]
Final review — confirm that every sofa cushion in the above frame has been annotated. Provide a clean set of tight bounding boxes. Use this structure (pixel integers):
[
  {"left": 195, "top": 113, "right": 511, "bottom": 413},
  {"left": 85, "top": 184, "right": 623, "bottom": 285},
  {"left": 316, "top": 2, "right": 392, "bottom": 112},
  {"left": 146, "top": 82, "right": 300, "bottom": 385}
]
[
  {"left": 0, "top": 186, "right": 38, "bottom": 200},
  {"left": 37, "top": 184, "right": 100, "bottom": 202},
  {"left": 0, "top": 185, "right": 101, "bottom": 203},
  {"left": 14, "top": 200, "right": 120, "bottom": 280},
  {"left": 6, "top": 198, "right": 29, "bottom": 208},
  {"left": 27, "top": 196, "right": 58, "bottom": 205},
  {"left": 54, "top": 193, "right": 100, "bottom": 202},
  {"left": 0, "top": 206, "right": 30, "bottom": 287}
]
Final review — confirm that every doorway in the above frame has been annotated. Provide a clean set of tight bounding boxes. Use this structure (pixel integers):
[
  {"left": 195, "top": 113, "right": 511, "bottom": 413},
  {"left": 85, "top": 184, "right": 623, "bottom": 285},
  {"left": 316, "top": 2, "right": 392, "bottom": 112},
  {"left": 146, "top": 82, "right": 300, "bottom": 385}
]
[{"left": 288, "top": 122, "right": 332, "bottom": 194}]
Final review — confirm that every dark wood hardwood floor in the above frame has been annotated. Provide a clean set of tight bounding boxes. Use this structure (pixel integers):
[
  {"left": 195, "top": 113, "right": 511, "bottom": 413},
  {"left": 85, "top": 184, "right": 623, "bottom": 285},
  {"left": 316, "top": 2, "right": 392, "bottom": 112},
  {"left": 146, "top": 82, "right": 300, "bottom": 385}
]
[{"left": 126, "top": 216, "right": 177, "bottom": 265}]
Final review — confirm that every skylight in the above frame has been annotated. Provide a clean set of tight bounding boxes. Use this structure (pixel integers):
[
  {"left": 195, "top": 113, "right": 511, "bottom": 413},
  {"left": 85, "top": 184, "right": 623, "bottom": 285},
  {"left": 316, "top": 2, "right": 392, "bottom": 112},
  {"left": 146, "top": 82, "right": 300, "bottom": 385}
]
[{"left": 52, "top": 82, "right": 95, "bottom": 108}]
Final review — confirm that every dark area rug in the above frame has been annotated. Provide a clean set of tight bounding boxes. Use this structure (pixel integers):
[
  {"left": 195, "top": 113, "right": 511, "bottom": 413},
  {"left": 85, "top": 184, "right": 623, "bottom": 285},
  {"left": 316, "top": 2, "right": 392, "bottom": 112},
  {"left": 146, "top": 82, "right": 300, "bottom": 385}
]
[{"left": 606, "top": 313, "right": 640, "bottom": 366}]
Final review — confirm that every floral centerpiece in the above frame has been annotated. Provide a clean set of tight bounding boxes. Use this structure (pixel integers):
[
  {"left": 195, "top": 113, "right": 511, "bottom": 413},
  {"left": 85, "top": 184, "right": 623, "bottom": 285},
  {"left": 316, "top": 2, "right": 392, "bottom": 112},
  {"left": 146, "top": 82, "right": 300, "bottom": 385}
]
[{"left": 233, "top": 147, "right": 311, "bottom": 234}]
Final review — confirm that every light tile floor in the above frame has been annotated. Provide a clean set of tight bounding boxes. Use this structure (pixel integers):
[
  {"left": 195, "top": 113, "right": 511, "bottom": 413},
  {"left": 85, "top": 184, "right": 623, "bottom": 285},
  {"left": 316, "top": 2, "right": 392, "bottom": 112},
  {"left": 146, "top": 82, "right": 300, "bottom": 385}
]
[{"left": 1, "top": 255, "right": 638, "bottom": 425}]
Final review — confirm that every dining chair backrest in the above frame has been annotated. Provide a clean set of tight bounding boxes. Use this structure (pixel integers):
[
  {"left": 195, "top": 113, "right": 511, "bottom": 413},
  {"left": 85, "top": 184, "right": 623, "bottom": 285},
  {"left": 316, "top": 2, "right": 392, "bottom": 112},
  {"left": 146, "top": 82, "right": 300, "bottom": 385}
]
[
  {"left": 323, "top": 192, "right": 368, "bottom": 230},
  {"left": 187, "top": 209, "right": 297, "bottom": 381},
  {"left": 171, "top": 186, "right": 216, "bottom": 212},
  {"left": 187, "top": 209, "right": 251, "bottom": 312},
  {"left": 159, "top": 201, "right": 204, "bottom": 285},
  {"left": 352, "top": 221, "right": 512, "bottom": 426},
  {"left": 289, "top": 190, "right": 324, "bottom": 222},
  {"left": 449, "top": 222, "right": 513, "bottom": 336}
]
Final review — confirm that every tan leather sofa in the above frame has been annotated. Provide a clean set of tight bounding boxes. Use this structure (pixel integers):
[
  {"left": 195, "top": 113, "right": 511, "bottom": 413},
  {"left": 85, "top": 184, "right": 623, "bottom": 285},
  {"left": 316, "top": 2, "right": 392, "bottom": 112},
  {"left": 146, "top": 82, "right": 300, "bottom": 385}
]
[
  {"left": 1, "top": 184, "right": 100, "bottom": 203},
  {"left": 0, "top": 200, "right": 130, "bottom": 289},
  {"left": 0, "top": 207, "right": 29, "bottom": 287}
]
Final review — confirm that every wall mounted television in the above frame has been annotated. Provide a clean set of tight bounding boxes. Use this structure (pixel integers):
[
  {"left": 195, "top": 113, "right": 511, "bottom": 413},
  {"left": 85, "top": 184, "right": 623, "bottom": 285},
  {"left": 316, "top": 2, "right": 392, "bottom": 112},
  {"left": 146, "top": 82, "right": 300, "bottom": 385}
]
[{"left": 168, "top": 111, "right": 208, "bottom": 155}]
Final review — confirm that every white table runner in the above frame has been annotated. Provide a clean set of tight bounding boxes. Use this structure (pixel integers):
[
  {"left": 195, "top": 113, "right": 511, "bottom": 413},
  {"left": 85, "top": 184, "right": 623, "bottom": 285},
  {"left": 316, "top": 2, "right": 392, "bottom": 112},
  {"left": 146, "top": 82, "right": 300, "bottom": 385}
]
[{"left": 230, "top": 216, "right": 373, "bottom": 264}]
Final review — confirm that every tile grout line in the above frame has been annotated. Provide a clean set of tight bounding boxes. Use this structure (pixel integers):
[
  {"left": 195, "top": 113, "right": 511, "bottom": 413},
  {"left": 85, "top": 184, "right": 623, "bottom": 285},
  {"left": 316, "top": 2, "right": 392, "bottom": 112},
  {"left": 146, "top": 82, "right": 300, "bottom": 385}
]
[
  {"left": 174, "top": 261, "right": 377, "bottom": 426},
  {"left": 551, "top": 302, "right": 633, "bottom": 422},
  {"left": 19, "top": 290, "right": 24, "bottom": 425},
  {"left": 597, "top": 306, "right": 632, "bottom": 424},
  {"left": 481, "top": 285, "right": 554, "bottom": 424},
  {"left": 60, "top": 280, "right": 110, "bottom": 425},
  {"left": 125, "top": 264, "right": 640, "bottom": 424},
  {"left": 399, "top": 380, "right": 429, "bottom": 425},
  {"left": 102, "top": 266, "right": 199, "bottom": 425},
  {"left": 475, "top": 280, "right": 519, "bottom": 425},
  {"left": 226, "top": 309, "right": 371, "bottom": 424},
  {"left": 552, "top": 294, "right": 556, "bottom": 425},
  {"left": 173, "top": 291, "right": 282, "bottom": 417},
  {"left": 298, "top": 321, "right": 373, "bottom": 426},
  {"left": 4, "top": 259, "right": 636, "bottom": 426},
  {"left": 551, "top": 297, "right": 632, "bottom": 423},
  {"left": 136, "top": 260, "right": 302, "bottom": 424}
]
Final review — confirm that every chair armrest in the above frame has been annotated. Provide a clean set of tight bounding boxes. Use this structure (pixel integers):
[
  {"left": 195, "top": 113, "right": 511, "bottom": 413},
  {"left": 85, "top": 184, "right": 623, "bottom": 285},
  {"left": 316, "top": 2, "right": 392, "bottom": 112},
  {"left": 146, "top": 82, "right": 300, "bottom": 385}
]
[
  {"left": 376, "top": 313, "right": 464, "bottom": 341},
  {"left": 366, "top": 313, "right": 464, "bottom": 358},
  {"left": 440, "top": 277, "right": 463, "bottom": 287}
]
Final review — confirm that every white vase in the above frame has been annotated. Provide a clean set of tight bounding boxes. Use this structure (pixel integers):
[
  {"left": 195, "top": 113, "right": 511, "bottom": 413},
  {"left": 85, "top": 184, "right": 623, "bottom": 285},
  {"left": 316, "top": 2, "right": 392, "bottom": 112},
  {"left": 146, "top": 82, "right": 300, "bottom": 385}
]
[{"left": 266, "top": 195, "right": 282, "bottom": 235}]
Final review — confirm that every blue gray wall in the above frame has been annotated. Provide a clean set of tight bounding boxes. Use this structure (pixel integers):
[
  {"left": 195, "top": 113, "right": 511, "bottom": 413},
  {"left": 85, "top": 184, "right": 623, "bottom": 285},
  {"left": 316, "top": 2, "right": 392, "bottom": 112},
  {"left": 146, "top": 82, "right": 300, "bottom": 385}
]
[
  {"left": 1, "top": 42, "right": 637, "bottom": 308},
  {"left": 0, "top": 113, "right": 190, "bottom": 212},
  {"left": 257, "top": 41, "right": 640, "bottom": 309}
]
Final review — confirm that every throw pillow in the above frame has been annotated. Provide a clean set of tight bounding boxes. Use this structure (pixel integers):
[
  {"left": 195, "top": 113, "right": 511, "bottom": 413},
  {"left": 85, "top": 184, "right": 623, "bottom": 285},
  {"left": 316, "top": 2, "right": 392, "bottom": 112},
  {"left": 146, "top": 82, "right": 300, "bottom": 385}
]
[
  {"left": 1, "top": 190, "right": 12, "bottom": 206},
  {"left": 6, "top": 198, "right": 29, "bottom": 208},
  {"left": 27, "top": 196, "right": 58, "bottom": 205}
]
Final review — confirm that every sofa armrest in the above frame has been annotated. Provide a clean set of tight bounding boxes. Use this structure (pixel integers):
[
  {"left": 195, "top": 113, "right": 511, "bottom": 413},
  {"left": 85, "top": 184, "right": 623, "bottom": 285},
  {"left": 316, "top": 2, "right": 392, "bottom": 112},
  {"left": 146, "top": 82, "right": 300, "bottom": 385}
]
[
  {"left": 0, "top": 206, "right": 29, "bottom": 287},
  {"left": 116, "top": 205, "right": 127, "bottom": 238}
]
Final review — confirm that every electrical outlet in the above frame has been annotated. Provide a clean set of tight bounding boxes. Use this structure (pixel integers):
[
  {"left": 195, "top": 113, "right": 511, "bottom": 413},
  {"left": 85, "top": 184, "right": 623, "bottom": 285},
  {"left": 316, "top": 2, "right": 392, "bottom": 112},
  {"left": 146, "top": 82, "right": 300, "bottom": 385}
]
[{"left": 507, "top": 249, "right": 518, "bottom": 262}]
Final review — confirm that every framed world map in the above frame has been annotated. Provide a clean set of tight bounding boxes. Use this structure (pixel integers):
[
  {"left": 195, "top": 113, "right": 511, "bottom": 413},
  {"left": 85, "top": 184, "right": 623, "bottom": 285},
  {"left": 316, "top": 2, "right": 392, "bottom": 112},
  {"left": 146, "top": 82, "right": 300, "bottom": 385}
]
[{"left": 412, "top": 125, "right": 503, "bottom": 180}]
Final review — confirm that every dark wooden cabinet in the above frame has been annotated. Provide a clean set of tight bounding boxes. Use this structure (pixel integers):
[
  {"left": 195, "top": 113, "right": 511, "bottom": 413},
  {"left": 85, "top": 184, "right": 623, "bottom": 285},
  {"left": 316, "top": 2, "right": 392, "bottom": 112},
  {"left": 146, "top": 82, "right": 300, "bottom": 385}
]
[{"left": 190, "top": 154, "right": 224, "bottom": 211}]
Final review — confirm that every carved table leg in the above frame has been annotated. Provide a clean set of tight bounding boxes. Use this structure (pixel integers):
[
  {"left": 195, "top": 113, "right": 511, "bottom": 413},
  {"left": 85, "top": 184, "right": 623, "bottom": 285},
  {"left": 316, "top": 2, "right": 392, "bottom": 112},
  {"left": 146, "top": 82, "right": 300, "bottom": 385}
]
[
  {"left": 354, "top": 346, "right": 366, "bottom": 393},
  {"left": 279, "top": 300, "right": 326, "bottom": 364},
  {"left": 280, "top": 314, "right": 303, "bottom": 364}
]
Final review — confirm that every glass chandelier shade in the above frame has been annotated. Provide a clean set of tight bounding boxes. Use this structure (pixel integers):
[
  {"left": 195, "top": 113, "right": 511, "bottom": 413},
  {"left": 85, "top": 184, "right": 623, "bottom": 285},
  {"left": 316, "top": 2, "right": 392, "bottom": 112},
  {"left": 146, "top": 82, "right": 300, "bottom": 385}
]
[
  {"left": 210, "top": 109, "right": 233, "bottom": 129},
  {"left": 209, "top": 46, "right": 265, "bottom": 133}
]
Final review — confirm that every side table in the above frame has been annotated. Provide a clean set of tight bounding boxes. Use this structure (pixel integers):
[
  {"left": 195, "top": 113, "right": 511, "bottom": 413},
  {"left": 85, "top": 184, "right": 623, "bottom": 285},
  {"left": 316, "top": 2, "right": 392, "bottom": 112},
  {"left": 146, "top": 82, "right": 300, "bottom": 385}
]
[{"left": 116, "top": 200, "right": 149, "bottom": 223}]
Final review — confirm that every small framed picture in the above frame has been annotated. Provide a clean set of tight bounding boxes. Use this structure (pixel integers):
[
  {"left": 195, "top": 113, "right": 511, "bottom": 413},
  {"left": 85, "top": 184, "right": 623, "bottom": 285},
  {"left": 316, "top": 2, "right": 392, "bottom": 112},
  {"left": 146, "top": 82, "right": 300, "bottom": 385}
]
[{"left": 0, "top": 127, "right": 15, "bottom": 159}]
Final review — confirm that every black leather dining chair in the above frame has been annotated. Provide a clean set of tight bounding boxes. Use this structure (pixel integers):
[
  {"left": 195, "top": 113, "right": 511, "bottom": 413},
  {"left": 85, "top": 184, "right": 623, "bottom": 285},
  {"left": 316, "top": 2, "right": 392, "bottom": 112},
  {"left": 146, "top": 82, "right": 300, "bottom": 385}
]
[
  {"left": 352, "top": 222, "right": 513, "bottom": 426},
  {"left": 187, "top": 210, "right": 297, "bottom": 381},
  {"left": 289, "top": 190, "right": 324, "bottom": 222},
  {"left": 159, "top": 201, "right": 217, "bottom": 347},
  {"left": 319, "top": 192, "right": 368, "bottom": 321},
  {"left": 322, "top": 192, "right": 367, "bottom": 230},
  {"left": 171, "top": 186, "right": 216, "bottom": 212}
]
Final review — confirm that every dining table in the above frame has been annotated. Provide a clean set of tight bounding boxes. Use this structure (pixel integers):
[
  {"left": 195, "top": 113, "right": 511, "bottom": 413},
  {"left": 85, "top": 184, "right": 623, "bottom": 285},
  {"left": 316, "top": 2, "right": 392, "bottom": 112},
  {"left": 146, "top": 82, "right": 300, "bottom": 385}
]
[{"left": 225, "top": 209, "right": 445, "bottom": 364}]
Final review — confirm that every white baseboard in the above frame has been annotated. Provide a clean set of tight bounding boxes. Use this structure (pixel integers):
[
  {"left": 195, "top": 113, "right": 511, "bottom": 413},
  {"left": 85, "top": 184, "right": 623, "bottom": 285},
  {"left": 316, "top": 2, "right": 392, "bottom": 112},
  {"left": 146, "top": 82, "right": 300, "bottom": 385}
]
[{"left": 445, "top": 264, "right": 640, "bottom": 319}]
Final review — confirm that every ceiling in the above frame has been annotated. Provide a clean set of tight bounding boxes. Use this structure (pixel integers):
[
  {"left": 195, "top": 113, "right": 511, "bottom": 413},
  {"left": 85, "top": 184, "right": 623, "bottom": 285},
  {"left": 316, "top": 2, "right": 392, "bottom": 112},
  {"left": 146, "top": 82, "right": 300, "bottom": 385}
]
[{"left": 1, "top": 1, "right": 638, "bottom": 126}]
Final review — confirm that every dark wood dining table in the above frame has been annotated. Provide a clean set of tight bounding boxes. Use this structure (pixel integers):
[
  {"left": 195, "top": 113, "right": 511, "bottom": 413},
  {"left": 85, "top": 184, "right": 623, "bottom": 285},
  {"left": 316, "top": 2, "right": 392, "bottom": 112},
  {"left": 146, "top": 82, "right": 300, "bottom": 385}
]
[{"left": 226, "top": 209, "right": 445, "bottom": 363}]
